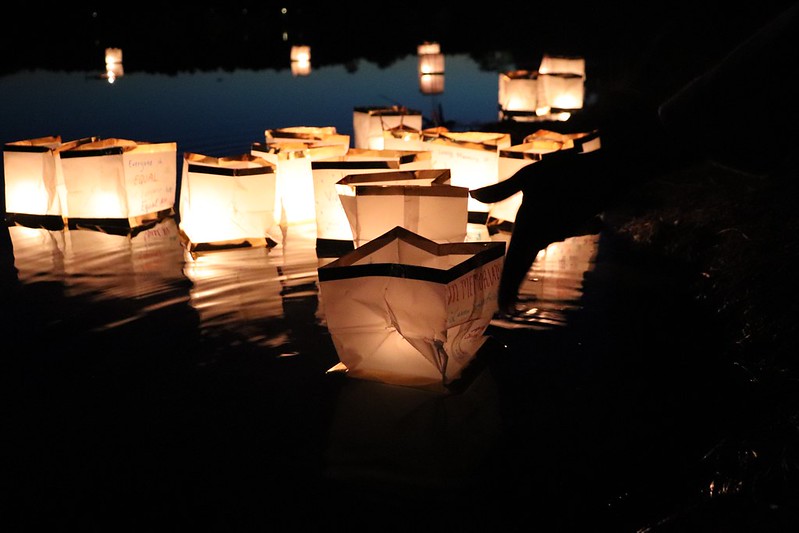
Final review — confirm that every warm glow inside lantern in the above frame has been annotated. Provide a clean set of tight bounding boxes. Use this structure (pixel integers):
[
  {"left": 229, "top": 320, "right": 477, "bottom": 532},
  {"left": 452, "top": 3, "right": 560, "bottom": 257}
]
[
  {"left": 178, "top": 152, "right": 278, "bottom": 253},
  {"left": 3, "top": 136, "right": 96, "bottom": 229},
  {"left": 537, "top": 72, "right": 585, "bottom": 115},
  {"left": 290, "top": 45, "right": 311, "bottom": 76},
  {"left": 498, "top": 70, "right": 539, "bottom": 121},
  {"left": 336, "top": 168, "right": 468, "bottom": 247},
  {"left": 103, "top": 48, "right": 124, "bottom": 83},
  {"left": 417, "top": 42, "right": 445, "bottom": 95},
  {"left": 251, "top": 140, "right": 346, "bottom": 242},
  {"left": 353, "top": 106, "right": 423, "bottom": 150},
  {"left": 59, "top": 138, "right": 177, "bottom": 234},
  {"left": 317, "top": 225, "right": 505, "bottom": 389},
  {"left": 421, "top": 130, "right": 511, "bottom": 239},
  {"left": 538, "top": 53, "right": 585, "bottom": 77},
  {"left": 311, "top": 148, "right": 434, "bottom": 256}
]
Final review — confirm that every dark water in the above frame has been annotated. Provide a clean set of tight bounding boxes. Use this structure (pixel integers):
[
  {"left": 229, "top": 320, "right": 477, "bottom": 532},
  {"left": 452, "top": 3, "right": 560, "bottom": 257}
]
[
  {"left": 1, "top": 43, "right": 743, "bottom": 530},
  {"left": 2, "top": 212, "right": 735, "bottom": 530}
]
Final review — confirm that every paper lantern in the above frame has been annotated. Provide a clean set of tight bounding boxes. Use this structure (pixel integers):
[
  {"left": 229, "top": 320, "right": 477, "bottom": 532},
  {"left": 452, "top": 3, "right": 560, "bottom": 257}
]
[
  {"left": 498, "top": 70, "right": 540, "bottom": 121},
  {"left": 353, "top": 106, "right": 423, "bottom": 150},
  {"left": 311, "top": 148, "right": 434, "bottom": 256},
  {"left": 103, "top": 47, "right": 124, "bottom": 83},
  {"left": 417, "top": 42, "right": 445, "bottom": 95},
  {"left": 537, "top": 72, "right": 585, "bottom": 116},
  {"left": 265, "top": 126, "right": 350, "bottom": 150},
  {"left": 59, "top": 138, "right": 177, "bottom": 234},
  {"left": 336, "top": 168, "right": 468, "bottom": 247},
  {"left": 317, "top": 225, "right": 505, "bottom": 389},
  {"left": 538, "top": 53, "right": 585, "bottom": 77},
  {"left": 178, "top": 152, "right": 278, "bottom": 253},
  {"left": 290, "top": 45, "right": 311, "bottom": 76},
  {"left": 3, "top": 136, "right": 96, "bottom": 229}
]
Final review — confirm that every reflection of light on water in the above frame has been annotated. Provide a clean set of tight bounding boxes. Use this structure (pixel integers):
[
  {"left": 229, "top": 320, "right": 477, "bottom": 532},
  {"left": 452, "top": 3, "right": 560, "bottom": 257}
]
[{"left": 493, "top": 233, "right": 600, "bottom": 330}]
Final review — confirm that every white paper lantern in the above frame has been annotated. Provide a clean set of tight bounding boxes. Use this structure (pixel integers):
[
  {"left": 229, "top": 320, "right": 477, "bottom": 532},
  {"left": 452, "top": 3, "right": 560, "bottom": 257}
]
[
  {"left": 417, "top": 42, "right": 445, "bottom": 95},
  {"left": 498, "top": 70, "right": 539, "bottom": 121},
  {"left": 353, "top": 106, "right": 423, "bottom": 150},
  {"left": 265, "top": 126, "right": 350, "bottom": 150},
  {"left": 311, "top": 148, "right": 434, "bottom": 255},
  {"left": 178, "top": 152, "right": 278, "bottom": 253},
  {"left": 336, "top": 168, "right": 468, "bottom": 247},
  {"left": 317, "top": 225, "right": 505, "bottom": 389},
  {"left": 290, "top": 45, "right": 311, "bottom": 76},
  {"left": 3, "top": 136, "right": 96, "bottom": 229},
  {"left": 59, "top": 138, "right": 177, "bottom": 234}
]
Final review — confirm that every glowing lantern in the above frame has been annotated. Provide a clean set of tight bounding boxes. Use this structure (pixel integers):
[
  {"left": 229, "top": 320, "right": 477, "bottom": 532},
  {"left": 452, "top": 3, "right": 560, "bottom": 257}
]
[
  {"left": 311, "top": 148, "right": 434, "bottom": 256},
  {"left": 265, "top": 126, "right": 350, "bottom": 150},
  {"left": 290, "top": 45, "right": 311, "bottom": 76},
  {"left": 535, "top": 54, "right": 586, "bottom": 120},
  {"left": 498, "top": 70, "right": 539, "bottom": 121},
  {"left": 178, "top": 152, "right": 278, "bottom": 253},
  {"left": 538, "top": 53, "right": 585, "bottom": 77},
  {"left": 103, "top": 47, "right": 124, "bottom": 83},
  {"left": 417, "top": 42, "right": 445, "bottom": 95},
  {"left": 3, "top": 136, "right": 96, "bottom": 229},
  {"left": 317, "top": 225, "right": 505, "bottom": 389},
  {"left": 421, "top": 130, "right": 511, "bottom": 239},
  {"left": 353, "top": 106, "right": 423, "bottom": 150},
  {"left": 59, "top": 138, "right": 177, "bottom": 234},
  {"left": 336, "top": 168, "right": 467, "bottom": 247}
]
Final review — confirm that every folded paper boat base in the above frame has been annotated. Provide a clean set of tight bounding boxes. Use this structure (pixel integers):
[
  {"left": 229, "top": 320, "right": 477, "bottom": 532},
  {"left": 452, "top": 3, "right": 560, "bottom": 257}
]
[{"left": 318, "top": 226, "right": 505, "bottom": 388}]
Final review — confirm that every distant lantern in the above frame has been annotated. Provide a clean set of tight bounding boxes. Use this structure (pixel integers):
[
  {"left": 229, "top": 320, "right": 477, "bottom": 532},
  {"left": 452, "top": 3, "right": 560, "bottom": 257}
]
[
  {"left": 317, "top": 225, "right": 505, "bottom": 389},
  {"left": 417, "top": 41, "right": 445, "bottom": 95},
  {"left": 178, "top": 152, "right": 279, "bottom": 253},
  {"left": 498, "top": 70, "right": 539, "bottom": 121},
  {"left": 59, "top": 138, "right": 177, "bottom": 234},
  {"left": 103, "top": 47, "right": 124, "bottom": 83},
  {"left": 535, "top": 54, "right": 586, "bottom": 121},
  {"left": 265, "top": 126, "right": 350, "bottom": 150},
  {"left": 353, "top": 105, "right": 423, "bottom": 150},
  {"left": 290, "top": 45, "right": 311, "bottom": 76},
  {"left": 2, "top": 135, "right": 96, "bottom": 229}
]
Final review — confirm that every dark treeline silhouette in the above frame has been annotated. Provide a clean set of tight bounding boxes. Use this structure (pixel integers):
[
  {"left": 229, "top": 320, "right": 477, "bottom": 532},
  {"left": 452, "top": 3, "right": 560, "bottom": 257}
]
[{"left": 4, "top": 2, "right": 794, "bottom": 80}]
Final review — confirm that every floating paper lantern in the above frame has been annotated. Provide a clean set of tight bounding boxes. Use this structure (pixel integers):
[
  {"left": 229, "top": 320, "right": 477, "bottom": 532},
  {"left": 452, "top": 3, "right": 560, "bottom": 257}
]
[
  {"left": 3, "top": 135, "right": 96, "bottom": 229},
  {"left": 290, "top": 45, "right": 311, "bottom": 76},
  {"left": 59, "top": 138, "right": 177, "bottom": 234},
  {"left": 265, "top": 126, "right": 350, "bottom": 150},
  {"left": 417, "top": 42, "right": 445, "bottom": 95},
  {"left": 538, "top": 53, "right": 585, "bottom": 77},
  {"left": 336, "top": 168, "right": 468, "bottom": 247},
  {"left": 103, "top": 47, "right": 124, "bottom": 83},
  {"left": 317, "top": 225, "right": 505, "bottom": 389},
  {"left": 353, "top": 106, "right": 423, "bottom": 150},
  {"left": 498, "top": 70, "right": 540, "bottom": 121},
  {"left": 311, "top": 148, "right": 434, "bottom": 256},
  {"left": 178, "top": 152, "right": 278, "bottom": 253},
  {"left": 535, "top": 54, "right": 586, "bottom": 120}
]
